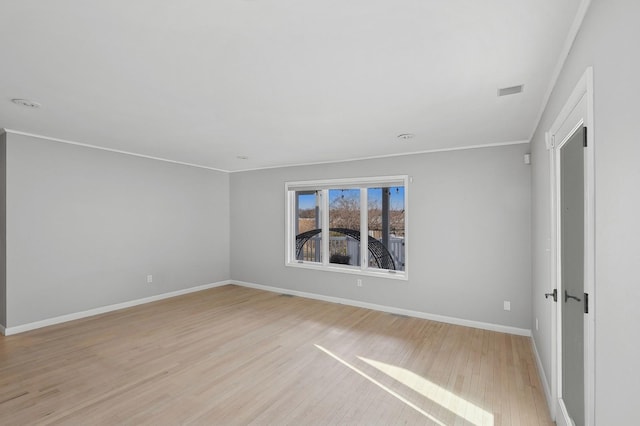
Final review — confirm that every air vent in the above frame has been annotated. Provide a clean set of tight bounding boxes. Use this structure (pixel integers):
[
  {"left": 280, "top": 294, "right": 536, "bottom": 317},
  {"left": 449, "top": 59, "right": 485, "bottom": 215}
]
[{"left": 497, "top": 85, "right": 524, "bottom": 97}]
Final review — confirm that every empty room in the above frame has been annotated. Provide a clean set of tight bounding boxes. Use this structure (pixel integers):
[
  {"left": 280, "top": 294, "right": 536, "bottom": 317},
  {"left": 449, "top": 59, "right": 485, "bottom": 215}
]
[{"left": 1, "top": 0, "right": 639, "bottom": 425}]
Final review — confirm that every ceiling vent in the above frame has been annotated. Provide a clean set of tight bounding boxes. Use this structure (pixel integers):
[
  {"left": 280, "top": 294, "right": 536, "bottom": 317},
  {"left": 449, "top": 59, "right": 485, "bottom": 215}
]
[{"left": 497, "top": 85, "right": 524, "bottom": 97}]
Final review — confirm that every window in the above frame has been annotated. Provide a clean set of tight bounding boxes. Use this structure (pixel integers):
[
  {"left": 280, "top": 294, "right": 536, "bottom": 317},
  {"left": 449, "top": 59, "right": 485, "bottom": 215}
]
[
  {"left": 286, "top": 176, "right": 408, "bottom": 279},
  {"left": 329, "top": 188, "right": 361, "bottom": 267}
]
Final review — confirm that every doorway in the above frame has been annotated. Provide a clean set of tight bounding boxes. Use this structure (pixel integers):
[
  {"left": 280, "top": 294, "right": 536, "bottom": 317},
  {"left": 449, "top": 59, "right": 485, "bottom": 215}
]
[{"left": 547, "top": 67, "right": 595, "bottom": 426}]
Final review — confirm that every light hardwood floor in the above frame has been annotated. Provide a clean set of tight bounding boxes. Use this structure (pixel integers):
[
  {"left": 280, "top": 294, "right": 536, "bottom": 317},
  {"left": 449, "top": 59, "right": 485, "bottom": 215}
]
[{"left": 0, "top": 285, "right": 552, "bottom": 425}]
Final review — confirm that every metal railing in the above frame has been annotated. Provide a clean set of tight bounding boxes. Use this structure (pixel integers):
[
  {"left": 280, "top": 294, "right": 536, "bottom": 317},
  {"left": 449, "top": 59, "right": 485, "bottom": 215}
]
[{"left": 299, "top": 236, "right": 404, "bottom": 270}]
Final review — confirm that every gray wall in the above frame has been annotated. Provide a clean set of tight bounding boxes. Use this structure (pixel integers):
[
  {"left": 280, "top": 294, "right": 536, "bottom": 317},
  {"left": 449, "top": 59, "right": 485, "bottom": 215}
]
[
  {"left": 0, "top": 132, "right": 6, "bottom": 328},
  {"left": 231, "top": 144, "right": 532, "bottom": 329},
  {"left": 4, "top": 133, "right": 230, "bottom": 327},
  {"left": 531, "top": 0, "right": 640, "bottom": 423}
]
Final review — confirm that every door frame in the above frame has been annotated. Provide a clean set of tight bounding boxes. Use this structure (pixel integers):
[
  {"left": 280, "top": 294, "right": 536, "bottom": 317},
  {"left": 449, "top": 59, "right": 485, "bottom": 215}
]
[{"left": 546, "top": 67, "right": 595, "bottom": 425}]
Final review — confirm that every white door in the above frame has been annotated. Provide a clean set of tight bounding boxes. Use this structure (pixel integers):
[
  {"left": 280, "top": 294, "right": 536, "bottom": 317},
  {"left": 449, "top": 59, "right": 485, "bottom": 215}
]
[
  {"left": 558, "top": 125, "right": 585, "bottom": 426},
  {"left": 548, "top": 68, "right": 595, "bottom": 426}
]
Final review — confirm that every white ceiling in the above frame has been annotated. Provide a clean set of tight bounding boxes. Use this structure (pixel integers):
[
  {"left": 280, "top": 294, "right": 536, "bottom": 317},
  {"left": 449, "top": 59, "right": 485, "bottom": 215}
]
[{"left": 1, "top": 0, "right": 583, "bottom": 172}]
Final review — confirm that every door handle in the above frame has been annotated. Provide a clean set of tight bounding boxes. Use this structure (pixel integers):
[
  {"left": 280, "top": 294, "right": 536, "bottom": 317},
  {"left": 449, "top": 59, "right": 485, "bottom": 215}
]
[
  {"left": 564, "top": 290, "right": 581, "bottom": 303},
  {"left": 545, "top": 289, "right": 557, "bottom": 302}
]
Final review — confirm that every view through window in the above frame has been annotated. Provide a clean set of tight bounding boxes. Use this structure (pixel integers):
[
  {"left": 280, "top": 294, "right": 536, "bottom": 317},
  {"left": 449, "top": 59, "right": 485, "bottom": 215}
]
[{"left": 287, "top": 176, "right": 407, "bottom": 278}]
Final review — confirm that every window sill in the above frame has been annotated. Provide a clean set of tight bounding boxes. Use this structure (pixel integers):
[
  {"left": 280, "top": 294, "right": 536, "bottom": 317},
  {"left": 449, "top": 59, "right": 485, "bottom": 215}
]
[{"left": 286, "top": 261, "right": 408, "bottom": 281}]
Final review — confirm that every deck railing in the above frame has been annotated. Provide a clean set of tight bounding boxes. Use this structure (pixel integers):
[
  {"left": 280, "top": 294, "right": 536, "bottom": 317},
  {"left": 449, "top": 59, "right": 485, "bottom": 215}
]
[{"left": 299, "top": 235, "right": 404, "bottom": 270}]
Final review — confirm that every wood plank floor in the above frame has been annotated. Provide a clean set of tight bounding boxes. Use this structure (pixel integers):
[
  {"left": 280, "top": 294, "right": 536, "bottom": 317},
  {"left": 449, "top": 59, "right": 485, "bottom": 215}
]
[{"left": 0, "top": 285, "right": 552, "bottom": 425}]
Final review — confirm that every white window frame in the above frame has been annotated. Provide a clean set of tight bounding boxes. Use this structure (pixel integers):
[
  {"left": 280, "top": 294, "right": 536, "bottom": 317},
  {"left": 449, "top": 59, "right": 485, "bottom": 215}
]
[{"left": 285, "top": 175, "right": 409, "bottom": 280}]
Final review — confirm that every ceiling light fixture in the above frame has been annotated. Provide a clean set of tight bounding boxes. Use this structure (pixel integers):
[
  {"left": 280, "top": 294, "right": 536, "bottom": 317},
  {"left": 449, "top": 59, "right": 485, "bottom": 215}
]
[
  {"left": 11, "top": 98, "right": 42, "bottom": 108},
  {"left": 397, "top": 133, "right": 415, "bottom": 140}
]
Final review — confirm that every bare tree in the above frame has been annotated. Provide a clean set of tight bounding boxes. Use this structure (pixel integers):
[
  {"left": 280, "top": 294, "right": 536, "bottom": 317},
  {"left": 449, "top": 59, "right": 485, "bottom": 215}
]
[{"left": 329, "top": 195, "right": 360, "bottom": 230}]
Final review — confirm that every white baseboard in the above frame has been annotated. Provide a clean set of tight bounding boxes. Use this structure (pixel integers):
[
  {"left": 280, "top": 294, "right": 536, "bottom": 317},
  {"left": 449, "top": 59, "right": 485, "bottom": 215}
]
[
  {"left": 233, "top": 280, "right": 532, "bottom": 337},
  {"left": 2, "top": 279, "right": 533, "bottom": 338},
  {"left": 2, "top": 280, "right": 232, "bottom": 336},
  {"left": 531, "top": 335, "right": 553, "bottom": 414}
]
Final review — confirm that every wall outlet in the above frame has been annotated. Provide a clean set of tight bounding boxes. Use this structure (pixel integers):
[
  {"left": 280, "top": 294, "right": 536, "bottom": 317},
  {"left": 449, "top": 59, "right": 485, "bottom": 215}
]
[
  {"left": 503, "top": 300, "right": 511, "bottom": 311},
  {"left": 147, "top": 274, "right": 153, "bottom": 283},
  {"left": 356, "top": 279, "right": 363, "bottom": 287}
]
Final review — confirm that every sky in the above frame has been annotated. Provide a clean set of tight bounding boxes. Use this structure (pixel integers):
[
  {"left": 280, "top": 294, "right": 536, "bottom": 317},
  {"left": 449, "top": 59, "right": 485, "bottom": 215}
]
[{"left": 298, "top": 187, "right": 405, "bottom": 210}]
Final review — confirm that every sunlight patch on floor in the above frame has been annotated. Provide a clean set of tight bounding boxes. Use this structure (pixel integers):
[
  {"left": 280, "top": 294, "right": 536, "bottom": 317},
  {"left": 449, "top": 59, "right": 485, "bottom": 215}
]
[
  {"left": 359, "top": 356, "right": 494, "bottom": 426},
  {"left": 314, "top": 344, "right": 446, "bottom": 425}
]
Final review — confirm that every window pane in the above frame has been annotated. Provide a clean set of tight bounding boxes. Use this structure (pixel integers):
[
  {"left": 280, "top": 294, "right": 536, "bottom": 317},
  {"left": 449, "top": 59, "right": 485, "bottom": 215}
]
[
  {"left": 367, "top": 186, "right": 405, "bottom": 271},
  {"left": 328, "top": 189, "right": 361, "bottom": 267},
  {"left": 295, "top": 191, "right": 321, "bottom": 262}
]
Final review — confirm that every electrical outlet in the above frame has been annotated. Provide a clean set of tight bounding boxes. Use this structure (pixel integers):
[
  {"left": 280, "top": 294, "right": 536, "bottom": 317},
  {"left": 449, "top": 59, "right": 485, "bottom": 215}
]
[
  {"left": 356, "top": 279, "right": 363, "bottom": 287},
  {"left": 503, "top": 301, "right": 511, "bottom": 311},
  {"left": 147, "top": 274, "right": 153, "bottom": 283}
]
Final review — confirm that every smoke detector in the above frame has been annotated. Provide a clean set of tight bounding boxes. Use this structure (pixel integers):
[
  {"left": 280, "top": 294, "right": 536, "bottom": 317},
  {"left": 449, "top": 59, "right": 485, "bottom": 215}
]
[
  {"left": 11, "top": 98, "right": 41, "bottom": 108},
  {"left": 397, "top": 133, "right": 415, "bottom": 140}
]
